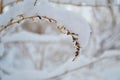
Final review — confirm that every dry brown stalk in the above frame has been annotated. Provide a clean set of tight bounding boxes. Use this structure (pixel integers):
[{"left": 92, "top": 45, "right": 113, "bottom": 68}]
[
  {"left": 0, "top": 0, "right": 23, "bottom": 14},
  {"left": 57, "top": 26, "right": 80, "bottom": 61},
  {"left": 0, "top": 0, "right": 3, "bottom": 14},
  {"left": 0, "top": 15, "right": 80, "bottom": 61}
]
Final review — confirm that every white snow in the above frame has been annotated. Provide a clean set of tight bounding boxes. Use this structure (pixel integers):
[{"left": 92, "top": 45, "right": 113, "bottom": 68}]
[
  {"left": 0, "top": 0, "right": 120, "bottom": 80},
  {"left": 1, "top": 31, "right": 71, "bottom": 43}
]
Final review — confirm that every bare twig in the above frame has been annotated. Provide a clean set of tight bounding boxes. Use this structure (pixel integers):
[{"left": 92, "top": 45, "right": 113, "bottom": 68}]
[
  {"left": 49, "top": 0, "right": 120, "bottom": 7},
  {"left": 0, "top": 0, "right": 23, "bottom": 14},
  {"left": 34, "top": 0, "right": 38, "bottom": 6},
  {"left": 107, "top": 0, "right": 116, "bottom": 26},
  {"left": 0, "top": 0, "right": 3, "bottom": 14}
]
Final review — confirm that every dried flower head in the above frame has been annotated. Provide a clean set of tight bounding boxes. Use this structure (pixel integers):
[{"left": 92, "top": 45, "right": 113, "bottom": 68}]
[{"left": 57, "top": 26, "right": 80, "bottom": 61}]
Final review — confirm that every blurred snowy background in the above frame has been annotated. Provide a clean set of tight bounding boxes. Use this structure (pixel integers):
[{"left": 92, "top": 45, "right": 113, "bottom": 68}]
[{"left": 0, "top": 0, "right": 120, "bottom": 80}]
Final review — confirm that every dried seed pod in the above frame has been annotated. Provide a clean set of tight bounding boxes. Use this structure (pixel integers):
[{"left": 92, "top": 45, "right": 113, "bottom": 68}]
[
  {"left": 18, "top": 14, "right": 24, "bottom": 19},
  {"left": 36, "top": 15, "right": 42, "bottom": 19},
  {"left": 57, "top": 26, "right": 80, "bottom": 61},
  {"left": 10, "top": 18, "right": 14, "bottom": 23},
  {"left": 42, "top": 16, "right": 57, "bottom": 23}
]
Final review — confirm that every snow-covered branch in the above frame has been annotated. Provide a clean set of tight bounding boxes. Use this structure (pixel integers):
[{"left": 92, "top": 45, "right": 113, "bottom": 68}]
[
  {"left": 2, "top": 31, "right": 71, "bottom": 43},
  {"left": 3, "top": 54, "right": 120, "bottom": 80},
  {"left": 49, "top": 0, "right": 120, "bottom": 7},
  {"left": 45, "top": 54, "right": 120, "bottom": 79}
]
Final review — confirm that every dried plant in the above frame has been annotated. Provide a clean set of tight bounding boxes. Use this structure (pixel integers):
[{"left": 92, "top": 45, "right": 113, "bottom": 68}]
[
  {"left": 0, "top": 0, "right": 3, "bottom": 14},
  {"left": 0, "top": 0, "right": 23, "bottom": 14},
  {"left": 0, "top": 14, "right": 80, "bottom": 61},
  {"left": 57, "top": 26, "right": 80, "bottom": 61}
]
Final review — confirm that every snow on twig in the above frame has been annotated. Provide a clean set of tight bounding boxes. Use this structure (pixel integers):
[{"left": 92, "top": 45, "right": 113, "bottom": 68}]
[
  {"left": 49, "top": 0, "right": 120, "bottom": 7},
  {"left": 0, "top": 15, "right": 80, "bottom": 61},
  {"left": 1, "top": 31, "right": 71, "bottom": 43}
]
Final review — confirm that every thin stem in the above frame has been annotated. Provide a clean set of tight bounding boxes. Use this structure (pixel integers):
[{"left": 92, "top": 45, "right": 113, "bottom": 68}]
[
  {"left": 34, "top": 0, "right": 38, "bottom": 6},
  {"left": 0, "top": 0, "right": 3, "bottom": 14}
]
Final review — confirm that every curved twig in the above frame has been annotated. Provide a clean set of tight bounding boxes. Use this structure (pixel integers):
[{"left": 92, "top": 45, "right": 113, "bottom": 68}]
[{"left": 0, "top": 15, "right": 80, "bottom": 61}]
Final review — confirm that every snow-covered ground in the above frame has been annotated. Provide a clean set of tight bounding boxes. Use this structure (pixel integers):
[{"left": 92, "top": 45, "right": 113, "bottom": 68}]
[{"left": 0, "top": 0, "right": 120, "bottom": 80}]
